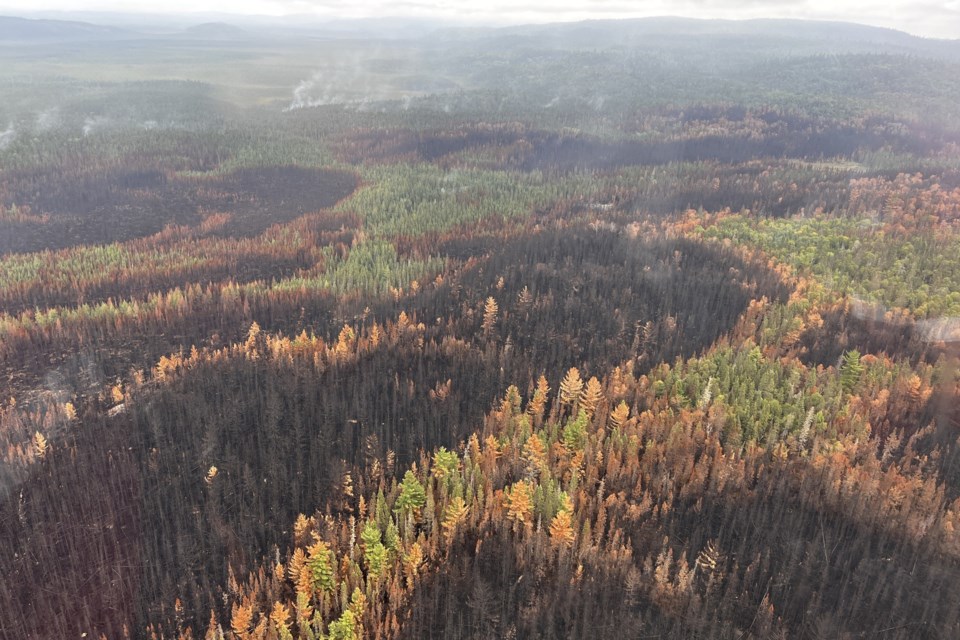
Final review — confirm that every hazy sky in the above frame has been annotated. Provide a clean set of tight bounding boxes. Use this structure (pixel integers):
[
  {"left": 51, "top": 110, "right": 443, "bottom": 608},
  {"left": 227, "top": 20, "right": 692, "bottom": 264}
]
[{"left": 2, "top": 0, "right": 958, "bottom": 39}]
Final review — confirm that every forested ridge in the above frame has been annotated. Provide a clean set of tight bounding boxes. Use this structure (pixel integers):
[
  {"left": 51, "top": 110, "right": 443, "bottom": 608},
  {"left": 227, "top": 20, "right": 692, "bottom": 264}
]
[{"left": 1, "top": 14, "right": 959, "bottom": 640}]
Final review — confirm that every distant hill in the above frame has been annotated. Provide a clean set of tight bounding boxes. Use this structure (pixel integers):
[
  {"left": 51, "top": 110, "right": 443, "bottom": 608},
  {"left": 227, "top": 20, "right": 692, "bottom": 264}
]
[
  {"left": 180, "top": 22, "right": 249, "bottom": 40},
  {"left": 0, "top": 15, "right": 127, "bottom": 41},
  {"left": 435, "top": 17, "right": 960, "bottom": 64}
]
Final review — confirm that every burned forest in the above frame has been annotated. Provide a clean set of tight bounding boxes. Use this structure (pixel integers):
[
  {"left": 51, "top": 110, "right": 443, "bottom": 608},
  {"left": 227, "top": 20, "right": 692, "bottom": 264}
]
[{"left": 1, "top": 12, "right": 960, "bottom": 640}]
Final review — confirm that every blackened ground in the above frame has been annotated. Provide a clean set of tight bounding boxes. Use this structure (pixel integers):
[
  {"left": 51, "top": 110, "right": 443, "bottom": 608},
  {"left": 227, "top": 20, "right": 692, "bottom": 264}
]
[{"left": 0, "top": 165, "right": 357, "bottom": 255}]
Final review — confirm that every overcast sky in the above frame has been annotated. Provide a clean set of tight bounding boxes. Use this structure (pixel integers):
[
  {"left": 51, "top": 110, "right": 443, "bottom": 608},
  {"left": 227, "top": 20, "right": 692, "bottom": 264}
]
[{"left": 1, "top": 0, "right": 958, "bottom": 39}]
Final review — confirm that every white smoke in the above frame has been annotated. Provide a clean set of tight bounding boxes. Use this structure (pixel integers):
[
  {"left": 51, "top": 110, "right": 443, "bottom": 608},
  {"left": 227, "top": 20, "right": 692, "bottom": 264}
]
[
  {"left": 0, "top": 123, "right": 14, "bottom": 150},
  {"left": 35, "top": 108, "right": 60, "bottom": 132},
  {"left": 82, "top": 116, "right": 110, "bottom": 137},
  {"left": 850, "top": 296, "right": 960, "bottom": 343},
  {"left": 284, "top": 52, "right": 407, "bottom": 112},
  {"left": 284, "top": 60, "right": 371, "bottom": 111},
  {"left": 286, "top": 74, "right": 330, "bottom": 111},
  {"left": 588, "top": 95, "right": 607, "bottom": 111},
  {"left": 916, "top": 317, "right": 960, "bottom": 343}
]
